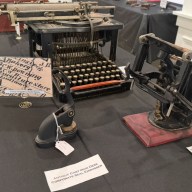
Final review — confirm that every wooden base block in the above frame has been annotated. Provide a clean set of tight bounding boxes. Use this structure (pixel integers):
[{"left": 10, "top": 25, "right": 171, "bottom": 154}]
[{"left": 123, "top": 112, "right": 192, "bottom": 147}]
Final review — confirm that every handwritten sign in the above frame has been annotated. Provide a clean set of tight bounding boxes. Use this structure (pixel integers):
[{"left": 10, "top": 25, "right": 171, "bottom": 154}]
[{"left": 0, "top": 57, "right": 52, "bottom": 97}]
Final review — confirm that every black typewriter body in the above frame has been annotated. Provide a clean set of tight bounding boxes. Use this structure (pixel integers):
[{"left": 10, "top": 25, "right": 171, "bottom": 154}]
[{"left": 28, "top": 19, "right": 131, "bottom": 100}]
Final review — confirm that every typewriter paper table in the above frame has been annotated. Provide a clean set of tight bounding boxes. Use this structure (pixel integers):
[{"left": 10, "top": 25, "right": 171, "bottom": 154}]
[{"left": 1, "top": 87, "right": 192, "bottom": 192}]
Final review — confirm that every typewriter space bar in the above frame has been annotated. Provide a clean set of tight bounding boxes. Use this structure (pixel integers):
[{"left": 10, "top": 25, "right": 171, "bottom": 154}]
[{"left": 71, "top": 80, "right": 123, "bottom": 91}]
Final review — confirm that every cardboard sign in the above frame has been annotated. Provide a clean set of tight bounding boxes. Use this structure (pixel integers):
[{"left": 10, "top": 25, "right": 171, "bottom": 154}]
[{"left": 0, "top": 57, "right": 52, "bottom": 97}]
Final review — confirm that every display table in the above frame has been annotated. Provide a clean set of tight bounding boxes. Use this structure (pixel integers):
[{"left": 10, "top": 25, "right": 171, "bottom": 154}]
[
  {"left": 1, "top": 88, "right": 192, "bottom": 192},
  {"left": 1, "top": 32, "right": 192, "bottom": 192},
  {"left": 99, "top": 0, "right": 180, "bottom": 62}
]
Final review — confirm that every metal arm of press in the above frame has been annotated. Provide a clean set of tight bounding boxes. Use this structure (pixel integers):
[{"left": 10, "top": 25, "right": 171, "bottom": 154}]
[{"left": 126, "top": 33, "right": 192, "bottom": 112}]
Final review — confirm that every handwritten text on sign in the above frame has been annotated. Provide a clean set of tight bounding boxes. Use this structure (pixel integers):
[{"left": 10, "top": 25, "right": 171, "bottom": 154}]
[
  {"left": 44, "top": 154, "right": 109, "bottom": 192},
  {"left": 0, "top": 57, "right": 52, "bottom": 97}
]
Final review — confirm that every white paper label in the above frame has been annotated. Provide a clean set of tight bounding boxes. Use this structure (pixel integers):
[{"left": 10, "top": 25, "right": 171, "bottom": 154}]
[
  {"left": 186, "top": 146, "right": 192, "bottom": 153},
  {"left": 119, "top": 66, "right": 126, "bottom": 77},
  {"left": 160, "top": 0, "right": 168, "bottom": 8},
  {"left": 5, "top": 89, "right": 45, "bottom": 95},
  {"left": 49, "top": 0, "right": 72, "bottom": 2},
  {"left": 168, "top": 0, "right": 184, "bottom": 5},
  {"left": 44, "top": 154, "right": 109, "bottom": 192},
  {"left": 55, "top": 141, "right": 74, "bottom": 156}
]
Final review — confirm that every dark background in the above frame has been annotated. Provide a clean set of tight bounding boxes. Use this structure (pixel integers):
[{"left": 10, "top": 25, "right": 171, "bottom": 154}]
[{"left": 98, "top": 0, "right": 179, "bottom": 62}]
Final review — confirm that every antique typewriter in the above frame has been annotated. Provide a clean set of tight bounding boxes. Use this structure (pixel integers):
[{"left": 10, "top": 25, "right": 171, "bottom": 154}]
[
  {"left": 0, "top": 1, "right": 131, "bottom": 100},
  {"left": 51, "top": 29, "right": 131, "bottom": 100}
]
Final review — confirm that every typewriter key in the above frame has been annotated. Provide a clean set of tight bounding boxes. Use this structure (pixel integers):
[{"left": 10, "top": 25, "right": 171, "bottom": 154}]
[
  {"left": 115, "top": 69, "right": 121, "bottom": 74},
  {"left": 73, "top": 75, "right": 78, "bottom": 80},
  {"left": 92, "top": 62, "right": 97, "bottom": 67},
  {"left": 84, "top": 74, "right": 89, "bottom": 78},
  {"left": 89, "top": 78, "right": 93, "bottom": 83},
  {"left": 115, "top": 74, "right": 120, "bottom": 79},
  {"left": 110, "top": 75, "right": 115, "bottom": 80},
  {"left": 108, "top": 59, "right": 112, "bottom": 63},
  {"left": 71, "top": 65, "right": 75, "bottom": 70},
  {"left": 81, "top": 69, "right": 86, "bottom": 74},
  {"left": 94, "top": 77, "right": 99, "bottom": 82},
  {"left": 97, "top": 61, "right": 102, "bottom": 66},
  {"left": 75, "top": 69, "right": 80, "bottom": 74},
  {"left": 72, "top": 81, "right": 77, "bottom": 86},
  {"left": 92, "top": 67, "right": 97, "bottom": 72},
  {"left": 100, "top": 71, "right": 105, "bottom": 76},
  {"left": 97, "top": 66, "right": 101, "bottom": 72},
  {"left": 102, "top": 61, "right": 107, "bottom": 65},
  {"left": 102, "top": 66, "right": 106, "bottom": 70},
  {"left": 60, "top": 82, "right": 65, "bottom": 89},
  {"left": 100, "top": 76, "right": 105, "bottom": 82},
  {"left": 59, "top": 66, "right": 64, "bottom": 70},
  {"left": 90, "top": 73, "right": 94, "bottom": 78},
  {"left": 83, "top": 79, "right": 88, "bottom": 84},
  {"left": 86, "top": 68, "right": 91, "bottom": 73},
  {"left": 64, "top": 71, "right": 69, "bottom": 75},
  {"left": 79, "top": 74, "right": 84, "bottom": 80},
  {"left": 95, "top": 72, "right": 100, "bottom": 77},
  {"left": 82, "top": 63, "right": 87, "bottom": 68},
  {"left": 87, "top": 63, "right": 92, "bottom": 67},
  {"left": 78, "top": 80, "right": 83, "bottom": 85},
  {"left": 70, "top": 70, "right": 75, "bottom": 75},
  {"left": 76, "top": 64, "right": 81, "bottom": 69},
  {"left": 105, "top": 76, "right": 110, "bottom": 81},
  {"left": 67, "top": 76, "right": 72, "bottom": 81},
  {"left": 65, "top": 65, "right": 71, "bottom": 70},
  {"left": 107, "top": 65, "right": 112, "bottom": 70}
]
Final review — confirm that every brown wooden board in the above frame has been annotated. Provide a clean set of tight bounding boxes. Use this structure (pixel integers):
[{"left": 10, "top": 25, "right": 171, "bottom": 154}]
[{"left": 123, "top": 112, "right": 192, "bottom": 147}]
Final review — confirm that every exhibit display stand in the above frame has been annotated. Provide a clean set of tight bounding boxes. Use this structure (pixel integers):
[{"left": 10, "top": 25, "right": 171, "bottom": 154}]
[{"left": 173, "top": 0, "right": 192, "bottom": 49}]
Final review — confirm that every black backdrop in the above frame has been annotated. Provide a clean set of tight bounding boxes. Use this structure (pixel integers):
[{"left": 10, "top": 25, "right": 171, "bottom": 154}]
[{"left": 99, "top": 0, "right": 179, "bottom": 62}]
